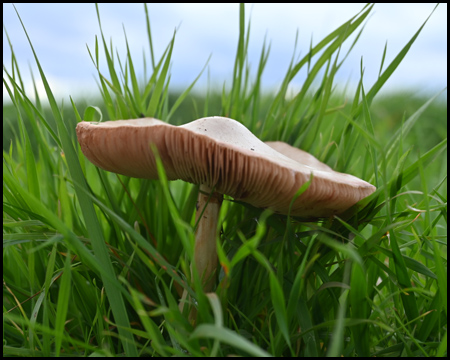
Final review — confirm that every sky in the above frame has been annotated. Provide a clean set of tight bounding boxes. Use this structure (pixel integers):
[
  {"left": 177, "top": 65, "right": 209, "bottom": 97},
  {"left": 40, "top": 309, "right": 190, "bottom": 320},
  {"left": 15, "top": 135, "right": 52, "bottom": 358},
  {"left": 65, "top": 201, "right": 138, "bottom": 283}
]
[{"left": 3, "top": 3, "right": 448, "bottom": 102}]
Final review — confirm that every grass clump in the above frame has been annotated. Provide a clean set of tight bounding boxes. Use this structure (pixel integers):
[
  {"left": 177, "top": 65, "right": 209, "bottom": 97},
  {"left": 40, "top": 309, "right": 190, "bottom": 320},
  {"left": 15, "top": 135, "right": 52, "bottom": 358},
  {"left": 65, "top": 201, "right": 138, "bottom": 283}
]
[{"left": 3, "top": 3, "right": 447, "bottom": 357}]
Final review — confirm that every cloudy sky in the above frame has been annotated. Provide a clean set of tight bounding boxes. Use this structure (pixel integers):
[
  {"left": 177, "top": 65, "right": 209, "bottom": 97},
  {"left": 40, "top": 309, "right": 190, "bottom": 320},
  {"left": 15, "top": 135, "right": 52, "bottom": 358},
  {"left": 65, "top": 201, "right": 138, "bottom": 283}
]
[{"left": 3, "top": 3, "right": 447, "bottom": 102}]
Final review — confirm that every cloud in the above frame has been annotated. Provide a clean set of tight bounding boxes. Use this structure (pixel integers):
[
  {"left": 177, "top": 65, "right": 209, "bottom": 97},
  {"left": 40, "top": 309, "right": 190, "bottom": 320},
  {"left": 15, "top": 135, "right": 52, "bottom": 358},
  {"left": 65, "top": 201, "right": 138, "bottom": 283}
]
[{"left": 3, "top": 3, "right": 447, "bottom": 102}]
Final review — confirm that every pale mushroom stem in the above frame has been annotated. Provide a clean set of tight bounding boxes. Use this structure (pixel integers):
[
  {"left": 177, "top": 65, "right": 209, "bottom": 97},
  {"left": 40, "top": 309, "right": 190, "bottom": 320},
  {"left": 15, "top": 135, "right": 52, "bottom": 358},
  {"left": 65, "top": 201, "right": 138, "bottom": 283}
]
[
  {"left": 179, "top": 184, "right": 223, "bottom": 318},
  {"left": 194, "top": 184, "right": 223, "bottom": 292}
]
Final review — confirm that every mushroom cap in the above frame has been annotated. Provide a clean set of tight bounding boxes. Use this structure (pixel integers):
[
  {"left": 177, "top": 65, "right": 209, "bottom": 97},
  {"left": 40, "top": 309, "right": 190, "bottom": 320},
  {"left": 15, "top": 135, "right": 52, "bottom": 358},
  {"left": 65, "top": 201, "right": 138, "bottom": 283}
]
[
  {"left": 265, "top": 141, "right": 333, "bottom": 172},
  {"left": 76, "top": 116, "right": 376, "bottom": 217}
]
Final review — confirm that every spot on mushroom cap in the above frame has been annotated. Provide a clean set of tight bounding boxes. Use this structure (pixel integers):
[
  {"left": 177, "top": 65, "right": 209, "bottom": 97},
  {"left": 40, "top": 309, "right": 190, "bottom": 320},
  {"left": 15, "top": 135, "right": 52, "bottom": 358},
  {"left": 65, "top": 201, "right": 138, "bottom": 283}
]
[{"left": 76, "top": 116, "right": 376, "bottom": 217}]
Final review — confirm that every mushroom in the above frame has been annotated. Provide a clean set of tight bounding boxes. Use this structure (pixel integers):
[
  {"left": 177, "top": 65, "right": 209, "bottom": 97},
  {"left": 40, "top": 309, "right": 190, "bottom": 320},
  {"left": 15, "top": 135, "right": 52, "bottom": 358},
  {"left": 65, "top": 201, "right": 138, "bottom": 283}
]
[{"left": 76, "top": 116, "right": 376, "bottom": 313}]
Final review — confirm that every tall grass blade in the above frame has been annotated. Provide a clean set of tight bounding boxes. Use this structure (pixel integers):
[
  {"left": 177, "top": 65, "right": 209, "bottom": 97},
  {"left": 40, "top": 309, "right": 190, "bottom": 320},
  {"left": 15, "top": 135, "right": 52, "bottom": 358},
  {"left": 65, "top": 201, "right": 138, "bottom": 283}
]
[
  {"left": 54, "top": 251, "right": 72, "bottom": 356},
  {"left": 147, "top": 32, "right": 175, "bottom": 118},
  {"left": 355, "top": 4, "right": 439, "bottom": 114},
  {"left": 270, "top": 271, "right": 292, "bottom": 350}
]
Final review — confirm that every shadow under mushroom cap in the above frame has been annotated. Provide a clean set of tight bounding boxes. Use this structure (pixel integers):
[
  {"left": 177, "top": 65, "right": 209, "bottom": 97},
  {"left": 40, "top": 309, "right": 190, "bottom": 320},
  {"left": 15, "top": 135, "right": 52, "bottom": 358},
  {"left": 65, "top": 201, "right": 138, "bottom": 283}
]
[{"left": 76, "top": 116, "right": 376, "bottom": 217}]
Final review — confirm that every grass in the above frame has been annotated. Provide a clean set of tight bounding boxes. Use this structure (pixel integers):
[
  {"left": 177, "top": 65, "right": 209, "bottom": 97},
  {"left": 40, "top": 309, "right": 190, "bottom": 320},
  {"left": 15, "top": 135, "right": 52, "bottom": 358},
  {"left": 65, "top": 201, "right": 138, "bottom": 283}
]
[{"left": 3, "top": 3, "right": 447, "bottom": 357}]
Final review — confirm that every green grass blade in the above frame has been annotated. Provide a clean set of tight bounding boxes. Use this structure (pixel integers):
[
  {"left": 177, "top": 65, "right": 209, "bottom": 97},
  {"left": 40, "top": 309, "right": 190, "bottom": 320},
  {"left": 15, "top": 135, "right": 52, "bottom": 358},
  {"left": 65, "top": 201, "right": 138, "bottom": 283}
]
[
  {"left": 378, "top": 41, "right": 388, "bottom": 78},
  {"left": 270, "top": 271, "right": 292, "bottom": 351},
  {"left": 436, "top": 329, "right": 447, "bottom": 357},
  {"left": 327, "top": 262, "right": 351, "bottom": 357},
  {"left": 144, "top": 3, "right": 156, "bottom": 71},
  {"left": 147, "top": 31, "right": 175, "bottom": 118},
  {"left": 54, "top": 251, "right": 72, "bottom": 356},
  {"left": 350, "top": 261, "right": 370, "bottom": 356},
  {"left": 190, "top": 324, "right": 272, "bottom": 357},
  {"left": 123, "top": 26, "right": 142, "bottom": 112},
  {"left": 127, "top": 283, "right": 168, "bottom": 356}
]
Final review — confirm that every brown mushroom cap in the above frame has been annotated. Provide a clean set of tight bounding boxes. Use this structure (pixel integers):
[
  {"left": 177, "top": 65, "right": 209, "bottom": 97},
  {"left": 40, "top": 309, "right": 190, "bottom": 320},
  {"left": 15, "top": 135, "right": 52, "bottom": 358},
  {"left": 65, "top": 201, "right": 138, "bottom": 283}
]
[{"left": 76, "top": 116, "right": 376, "bottom": 217}]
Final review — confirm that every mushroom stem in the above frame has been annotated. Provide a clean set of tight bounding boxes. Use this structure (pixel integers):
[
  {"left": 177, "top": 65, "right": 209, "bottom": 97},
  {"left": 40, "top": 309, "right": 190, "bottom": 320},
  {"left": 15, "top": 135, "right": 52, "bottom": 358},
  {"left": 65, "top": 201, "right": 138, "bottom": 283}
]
[
  {"left": 193, "top": 184, "right": 223, "bottom": 292},
  {"left": 179, "top": 184, "right": 222, "bottom": 317}
]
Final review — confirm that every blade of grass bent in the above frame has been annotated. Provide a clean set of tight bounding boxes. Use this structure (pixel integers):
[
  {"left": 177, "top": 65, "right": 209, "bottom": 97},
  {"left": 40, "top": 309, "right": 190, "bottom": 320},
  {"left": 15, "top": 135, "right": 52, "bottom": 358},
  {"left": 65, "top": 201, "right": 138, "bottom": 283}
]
[
  {"left": 353, "top": 4, "right": 439, "bottom": 117},
  {"left": 266, "top": 3, "right": 373, "bottom": 128},
  {"left": 190, "top": 324, "right": 272, "bottom": 357},
  {"left": 13, "top": 6, "right": 138, "bottom": 356}
]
